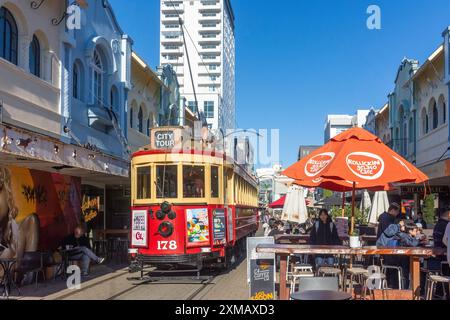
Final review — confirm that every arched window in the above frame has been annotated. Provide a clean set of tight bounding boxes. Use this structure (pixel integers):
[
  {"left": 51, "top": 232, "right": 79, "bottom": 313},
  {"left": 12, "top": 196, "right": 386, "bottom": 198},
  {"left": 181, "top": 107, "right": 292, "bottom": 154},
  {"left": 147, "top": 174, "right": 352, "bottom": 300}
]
[
  {"left": 0, "top": 7, "right": 18, "bottom": 65},
  {"left": 408, "top": 117, "right": 414, "bottom": 142},
  {"left": 29, "top": 35, "right": 40, "bottom": 77},
  {"left": 138, "top": 107, "right": 144, "bottom": 133},
  {"left": 110, "top": 86, "right": 119, "bottom": 111},
  {"left": 93, "top": 49, "right": 104, "bottom": 106},
  {"left": 421, "top": 108, "right": 428, "bottom": 136},
  {"left": 130, "top": 108, "right": 134, "bottom": 128},
  {"left": 73, "top": 64, "right": 79, "bottom": 99},
  {"left": 438, "top": 95, "right": 446, "bottom": 125},
  {"left": 432, "top": 100, "right": 438, "bottom": 130}
]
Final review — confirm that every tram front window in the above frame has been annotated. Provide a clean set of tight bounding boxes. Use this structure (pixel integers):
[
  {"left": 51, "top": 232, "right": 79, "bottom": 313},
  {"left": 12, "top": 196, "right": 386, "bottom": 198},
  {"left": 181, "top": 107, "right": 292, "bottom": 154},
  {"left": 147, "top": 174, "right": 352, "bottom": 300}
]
[
  {"left": 183, "top": 166, "right": 205, "bottom": 198},
  {"left": 211, "top": 166, "right": 219, "bottom": 198},
  {"left": 156, "top": 165, "right": 178, "bottom": 198},
  {"left": 136, "top": 166, "right": 151, "bottom": 199}
]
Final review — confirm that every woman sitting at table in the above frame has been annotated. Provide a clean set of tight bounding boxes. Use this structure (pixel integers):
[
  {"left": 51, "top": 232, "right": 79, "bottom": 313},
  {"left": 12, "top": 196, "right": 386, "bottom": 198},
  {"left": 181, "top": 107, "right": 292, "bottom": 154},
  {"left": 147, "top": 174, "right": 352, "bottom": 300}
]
[{"left": 309, "top": 209, "right": 342, "bottom": 267}]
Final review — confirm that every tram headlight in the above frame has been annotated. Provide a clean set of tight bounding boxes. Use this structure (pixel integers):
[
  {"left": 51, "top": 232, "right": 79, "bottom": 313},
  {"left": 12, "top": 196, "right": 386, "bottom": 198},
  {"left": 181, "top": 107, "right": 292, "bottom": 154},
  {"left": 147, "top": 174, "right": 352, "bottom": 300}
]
[
  {"left": 158, "top": 221, "right": 174, "bottom": 238},
  {"left": 156, "top": 210, "right": 165, "bottom": 220},
  {"left": 168, "top": 211, "right": 177, "bottom": 220},
  {"left": 161, "top": 201, "right": 172, "bottom": 214}
]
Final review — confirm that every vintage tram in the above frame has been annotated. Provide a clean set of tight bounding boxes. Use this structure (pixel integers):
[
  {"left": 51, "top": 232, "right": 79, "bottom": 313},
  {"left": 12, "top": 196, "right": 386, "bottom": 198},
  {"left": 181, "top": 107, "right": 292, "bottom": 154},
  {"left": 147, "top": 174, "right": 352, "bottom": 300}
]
[{"left": 128, "top": 126, "right": 259, "bottom": 273}]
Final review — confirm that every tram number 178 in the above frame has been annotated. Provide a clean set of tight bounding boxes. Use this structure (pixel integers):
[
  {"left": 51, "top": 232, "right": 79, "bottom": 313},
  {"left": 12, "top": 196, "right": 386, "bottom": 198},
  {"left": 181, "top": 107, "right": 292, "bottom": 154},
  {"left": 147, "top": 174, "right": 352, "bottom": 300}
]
[{"left": 157, "top": 241, "right": 178, "bottom": 251}]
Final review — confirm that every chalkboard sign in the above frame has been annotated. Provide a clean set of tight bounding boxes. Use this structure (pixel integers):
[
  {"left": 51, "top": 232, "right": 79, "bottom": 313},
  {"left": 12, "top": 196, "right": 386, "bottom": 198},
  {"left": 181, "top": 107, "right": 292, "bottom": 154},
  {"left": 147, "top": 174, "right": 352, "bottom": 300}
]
[
  {"left": 154, "top": 130, "right": 175, "bottom": 149},
  {"left": 212, "top": 209, "right": 226, "bottom": 246},
  {"left": 247, "top": 237, "right": 275, "bottom": 300}
]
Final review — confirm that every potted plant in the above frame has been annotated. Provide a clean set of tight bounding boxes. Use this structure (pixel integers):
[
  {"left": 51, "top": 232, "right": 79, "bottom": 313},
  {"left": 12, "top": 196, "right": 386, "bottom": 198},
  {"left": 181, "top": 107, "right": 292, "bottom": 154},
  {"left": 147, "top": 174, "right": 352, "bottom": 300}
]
[{"left": 349, "top": 230, "right": 361, "bottom": 248}]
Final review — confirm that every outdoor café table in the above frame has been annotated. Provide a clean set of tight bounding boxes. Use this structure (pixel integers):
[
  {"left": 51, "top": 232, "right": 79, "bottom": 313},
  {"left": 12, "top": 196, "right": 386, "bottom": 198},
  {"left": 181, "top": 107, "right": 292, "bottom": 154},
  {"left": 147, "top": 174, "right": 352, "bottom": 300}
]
[
  {"left": 275, "top": 234, "right": 378, "bottom": 244},
  {"left": 0, "top": 258, "right": 19, "bottom": 299},
  {"left": 256, "top": 244, "right": 447, "bottom": 300},
  {"left": 291, "top": 290, "right": 352, "bottom": 301}
]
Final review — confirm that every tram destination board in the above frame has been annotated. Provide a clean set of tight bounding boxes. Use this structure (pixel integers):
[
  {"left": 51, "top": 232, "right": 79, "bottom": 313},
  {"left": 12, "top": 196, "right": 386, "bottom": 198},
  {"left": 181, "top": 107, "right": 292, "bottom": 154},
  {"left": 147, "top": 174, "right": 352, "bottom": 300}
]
[
  {"left": 154, "top": 130, "right": 176, "bottom": 149},
  {"left": 247, "top": 237, "right": 276, "bottom": 301}
]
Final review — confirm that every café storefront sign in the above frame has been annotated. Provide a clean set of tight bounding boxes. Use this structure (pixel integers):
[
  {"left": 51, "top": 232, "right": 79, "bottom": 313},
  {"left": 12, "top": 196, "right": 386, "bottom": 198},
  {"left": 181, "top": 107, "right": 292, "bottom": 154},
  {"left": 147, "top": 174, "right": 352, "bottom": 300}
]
[
  {"left": 401, "top": 185, "right": 450, "bottom": 195},
  {"left": 154, "top": 130, "right": 175, "bottom": 149}
]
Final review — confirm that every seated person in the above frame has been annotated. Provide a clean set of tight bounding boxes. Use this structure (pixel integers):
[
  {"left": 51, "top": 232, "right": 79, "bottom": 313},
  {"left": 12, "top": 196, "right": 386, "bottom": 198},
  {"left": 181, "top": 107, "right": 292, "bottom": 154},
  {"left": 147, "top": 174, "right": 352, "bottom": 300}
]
[
  {"left": 414, "top": 212, "right": 428, "bottom": 230},
  {"left": 429, "top": 207, "right": 450, "bottom": 271},
  {"left": 377, "top": 221, "right": 425, "bottom": 289},
  {"left": 268, "top": 221, "right": 285, "bottom": 237},
  {"left": 309, "top": 209, "right": 342, "bottom": 268},
  {"left": 61, "top": 226, "right": 105, "bottom": 277}
]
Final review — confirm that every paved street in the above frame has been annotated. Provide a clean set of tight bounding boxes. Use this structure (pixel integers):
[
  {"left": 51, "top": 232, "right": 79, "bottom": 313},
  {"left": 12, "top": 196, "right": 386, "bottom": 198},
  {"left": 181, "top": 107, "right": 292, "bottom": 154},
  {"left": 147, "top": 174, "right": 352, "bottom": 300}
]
[{"left": 13, "top": 257, "right": 249, "bottom": 301}]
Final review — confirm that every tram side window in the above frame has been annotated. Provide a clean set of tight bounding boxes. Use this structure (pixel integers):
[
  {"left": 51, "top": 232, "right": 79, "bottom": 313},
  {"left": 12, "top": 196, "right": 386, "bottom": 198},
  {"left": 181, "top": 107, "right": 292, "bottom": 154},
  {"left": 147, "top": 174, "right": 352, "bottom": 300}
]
[
  {"left": 136, "top": 166, "right": 151, "bottom": 199},
  {"left": 211, "top": 166, "right": 219, "bottom": 198},
  {"left": 183, "top": 165, "right": 205, "bottom": 198},
  {"left": 156, "top": 165, "right": 178, "bottom": 198}
]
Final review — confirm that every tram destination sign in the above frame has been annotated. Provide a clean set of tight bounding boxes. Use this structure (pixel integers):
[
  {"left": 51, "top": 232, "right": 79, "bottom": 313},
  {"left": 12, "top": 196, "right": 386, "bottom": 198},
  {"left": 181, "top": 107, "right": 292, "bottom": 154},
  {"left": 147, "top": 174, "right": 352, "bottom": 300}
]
[{"left": 154, "top": 130, "right": 175, "bottom": 149}]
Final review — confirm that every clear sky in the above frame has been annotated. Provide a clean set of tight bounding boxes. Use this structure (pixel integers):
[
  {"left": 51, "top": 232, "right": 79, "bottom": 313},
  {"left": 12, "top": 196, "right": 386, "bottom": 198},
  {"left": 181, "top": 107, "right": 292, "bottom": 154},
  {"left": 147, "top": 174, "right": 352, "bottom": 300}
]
[{"left": 109, "top": 0, "right": 450, "bottom": 168}]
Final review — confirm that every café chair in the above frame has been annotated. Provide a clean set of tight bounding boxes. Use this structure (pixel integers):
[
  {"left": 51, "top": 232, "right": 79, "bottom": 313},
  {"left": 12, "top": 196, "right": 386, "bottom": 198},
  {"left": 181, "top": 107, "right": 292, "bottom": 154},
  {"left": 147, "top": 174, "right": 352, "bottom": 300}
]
[
  {"left": 15, "top": 251, "right": 45, "bottom": 288},
  {"left": 289, "top": 265, "right": 315, "bottom": 295},
  {"left": 361, "top": 267, "right": 388, "bottom": 300},
  {"left": 346, "top": 267, "right": 369, "bottom": 293},
  {"left": 381, "top": 264, "right": 404, "bottom": 290},
  {"left": 424, "top": 274, "right": 450, "bottom": 300}
]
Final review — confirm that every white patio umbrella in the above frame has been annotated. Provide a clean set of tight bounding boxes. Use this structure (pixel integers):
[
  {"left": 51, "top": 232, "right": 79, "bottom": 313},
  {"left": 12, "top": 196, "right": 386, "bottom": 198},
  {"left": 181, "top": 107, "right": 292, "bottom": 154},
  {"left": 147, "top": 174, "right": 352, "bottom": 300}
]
[
  {"left": 360, "top": 190, "right": 372, "bottom": 217},
  {"left": 281, "top": 185, "right": 308, "bottom": 224},
  {"left": 369, "top": 191, "right": 390, "bottom": 224}
]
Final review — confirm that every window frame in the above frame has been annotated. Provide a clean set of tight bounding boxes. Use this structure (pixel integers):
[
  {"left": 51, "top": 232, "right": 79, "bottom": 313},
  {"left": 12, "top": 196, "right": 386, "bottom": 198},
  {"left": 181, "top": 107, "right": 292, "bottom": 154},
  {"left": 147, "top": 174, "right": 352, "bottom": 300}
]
[
  {"left": 29, "top": 35, "right": 41, "bottom": 77},
  {"left": 0, "top": 7, "right": 18, "bottom": 65}
]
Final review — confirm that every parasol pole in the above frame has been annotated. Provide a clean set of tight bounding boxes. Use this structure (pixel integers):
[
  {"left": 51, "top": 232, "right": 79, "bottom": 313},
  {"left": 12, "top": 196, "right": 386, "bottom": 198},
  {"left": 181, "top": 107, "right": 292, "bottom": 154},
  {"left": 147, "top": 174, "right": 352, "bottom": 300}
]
[
  {"left": 341, "top": 192, "right": 346, "bottom": 217},
  {"left": 350, "top": 182, "right": 356, "bottom": 235}
]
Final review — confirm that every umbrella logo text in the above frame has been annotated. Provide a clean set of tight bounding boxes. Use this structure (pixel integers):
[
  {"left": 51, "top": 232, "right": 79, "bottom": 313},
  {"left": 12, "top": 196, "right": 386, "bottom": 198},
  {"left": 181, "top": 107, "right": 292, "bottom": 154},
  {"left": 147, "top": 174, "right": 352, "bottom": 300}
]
[
  {"left": 304, "top": 152, "right": 335, "bottom": 177},
  {"left": 346, "top": 152, "right": 385, "bottom": 180}
]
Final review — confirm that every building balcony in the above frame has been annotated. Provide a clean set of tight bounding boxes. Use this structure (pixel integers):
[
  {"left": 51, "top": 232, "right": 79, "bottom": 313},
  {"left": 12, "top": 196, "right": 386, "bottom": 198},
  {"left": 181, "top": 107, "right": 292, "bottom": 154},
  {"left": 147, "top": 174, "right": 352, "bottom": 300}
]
[
  {"left": 161, "top": 47, "right": 183, "bottom": 55},
  {"left": 0, "top": 57, "right": 61, "bottom": 138},
  {"left": 87, "top": 105, "right": 114, "bottom": 130}
]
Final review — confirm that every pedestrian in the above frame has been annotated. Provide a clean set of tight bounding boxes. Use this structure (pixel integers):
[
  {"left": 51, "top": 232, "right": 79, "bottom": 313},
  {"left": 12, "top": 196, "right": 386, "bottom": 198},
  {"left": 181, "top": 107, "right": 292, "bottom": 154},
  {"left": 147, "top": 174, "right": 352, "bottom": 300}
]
[
  {"left": 376, "top": 203, "right": 400, "bottom": 239},
  {"left": 414, "top": 212, "right": 428, "bottom": 230},
  {"left": 61, "top": 225, "right": 105, "bottom": 277},
  {"left": 309, "top": 209, "right": 341, "bottom": 268},
  {"left": 433, "top": 207, "right": 450, "bottom": 248}
]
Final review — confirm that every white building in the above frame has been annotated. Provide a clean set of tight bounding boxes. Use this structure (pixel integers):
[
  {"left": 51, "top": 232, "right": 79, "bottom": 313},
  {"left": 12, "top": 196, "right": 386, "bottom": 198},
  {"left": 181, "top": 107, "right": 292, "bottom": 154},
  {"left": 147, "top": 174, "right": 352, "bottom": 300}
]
[
  {"left": 324, "top": 110, "right": 370, "bottom": 142},
  {"left": 160, "top": 0, "right": 235, "bottom": 131},
  {"left": 256, "top": 165, "right": 292, "bottom": 205}
]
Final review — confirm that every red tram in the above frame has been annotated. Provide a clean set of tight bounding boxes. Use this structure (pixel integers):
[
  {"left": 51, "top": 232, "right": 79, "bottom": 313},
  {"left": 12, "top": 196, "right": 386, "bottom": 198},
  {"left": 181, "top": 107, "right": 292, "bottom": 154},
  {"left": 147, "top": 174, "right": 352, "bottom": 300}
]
[{"left": 128, "top": 127, "right": 259, "bottom": 273}]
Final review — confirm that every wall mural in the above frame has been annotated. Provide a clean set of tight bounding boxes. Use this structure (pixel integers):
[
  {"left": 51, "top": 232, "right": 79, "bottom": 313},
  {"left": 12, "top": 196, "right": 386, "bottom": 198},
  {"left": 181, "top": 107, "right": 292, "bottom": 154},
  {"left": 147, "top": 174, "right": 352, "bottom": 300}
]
[{"left": 0, "top": 166, "right": 81, "bottom": 262}]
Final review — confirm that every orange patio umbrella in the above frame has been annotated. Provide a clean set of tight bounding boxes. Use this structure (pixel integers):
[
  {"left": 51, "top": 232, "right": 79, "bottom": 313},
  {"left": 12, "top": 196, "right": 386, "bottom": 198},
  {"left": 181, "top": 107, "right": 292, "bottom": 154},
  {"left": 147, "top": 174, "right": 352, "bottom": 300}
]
[{"left": 283, "top": 127, "right": 429, "bottom": 233}]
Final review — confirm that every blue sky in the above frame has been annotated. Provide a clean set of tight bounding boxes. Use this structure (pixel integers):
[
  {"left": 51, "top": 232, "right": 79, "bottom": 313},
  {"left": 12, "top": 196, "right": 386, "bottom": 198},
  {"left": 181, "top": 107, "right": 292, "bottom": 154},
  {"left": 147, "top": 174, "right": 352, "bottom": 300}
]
[{"left": 109, "top": 0, "right": 450, "bottom": 168}]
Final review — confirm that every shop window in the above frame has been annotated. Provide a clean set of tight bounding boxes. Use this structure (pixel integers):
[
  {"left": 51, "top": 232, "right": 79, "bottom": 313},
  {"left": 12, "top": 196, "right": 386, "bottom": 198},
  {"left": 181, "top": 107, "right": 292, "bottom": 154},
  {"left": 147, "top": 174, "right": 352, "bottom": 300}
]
[
  {"left": 211, "top": 166, "right": 219, "bottom": 198},
  {"left": 183, "top": 165, "right": 205, "bottom": 198},
  {"left": 136, "top": 166, "right": 151, "bottom": 199},
  {"left": 156, "top": 165, "right": 178, "bottom": 198}
]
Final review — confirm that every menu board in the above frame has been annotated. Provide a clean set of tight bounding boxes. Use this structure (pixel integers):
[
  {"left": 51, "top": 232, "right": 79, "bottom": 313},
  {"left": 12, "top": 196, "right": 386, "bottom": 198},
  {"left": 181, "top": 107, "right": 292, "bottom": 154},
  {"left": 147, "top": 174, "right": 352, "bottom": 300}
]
[
  {"left": 247, "top": 237, "right": 275, "bottom": 300},
  {"left": 186, "top": 208, "right": 210, "bottom": 247},
  {"left": 212, "top": 209, "right": 226, "bottom": 246},
  {"left": 131, "top": 210, "right": 148, "bottom": 247}
]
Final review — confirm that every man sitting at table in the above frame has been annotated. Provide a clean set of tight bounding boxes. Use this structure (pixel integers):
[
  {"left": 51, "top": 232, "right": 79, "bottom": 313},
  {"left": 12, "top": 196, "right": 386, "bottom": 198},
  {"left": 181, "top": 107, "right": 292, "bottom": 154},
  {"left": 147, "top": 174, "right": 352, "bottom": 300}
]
[
  {"left": 377, "top": 221, "right": 426, "bottom": 289},
  {"left": 376, "top": 203, "right": 400, "bottom": 240},
  {"left": 61, "top": 226, "right": 105, "bottom": 277}
]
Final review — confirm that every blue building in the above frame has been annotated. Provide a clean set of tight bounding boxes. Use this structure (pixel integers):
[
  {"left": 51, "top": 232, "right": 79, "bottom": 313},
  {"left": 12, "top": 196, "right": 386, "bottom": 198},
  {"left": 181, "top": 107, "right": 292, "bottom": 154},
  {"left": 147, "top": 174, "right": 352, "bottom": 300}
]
[{"left": 61, "top": 0, "right": 132, "bottom": 159}]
